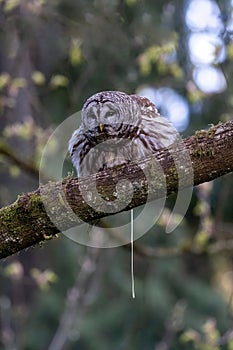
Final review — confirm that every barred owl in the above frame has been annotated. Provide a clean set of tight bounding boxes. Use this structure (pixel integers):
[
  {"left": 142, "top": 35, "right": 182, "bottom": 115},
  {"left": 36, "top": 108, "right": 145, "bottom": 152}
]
[{"left": 69, "top": 91, "right": 178, "bottom": 177}]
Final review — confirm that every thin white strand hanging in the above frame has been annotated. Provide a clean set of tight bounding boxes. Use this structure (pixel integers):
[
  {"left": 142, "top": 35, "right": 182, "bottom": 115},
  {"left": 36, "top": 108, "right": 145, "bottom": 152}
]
[{"left": 131, "top": 209, "right": 135, "bottom": 299}]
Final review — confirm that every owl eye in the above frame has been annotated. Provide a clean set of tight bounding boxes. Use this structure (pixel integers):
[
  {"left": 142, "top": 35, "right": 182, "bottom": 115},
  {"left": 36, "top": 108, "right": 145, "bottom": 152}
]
[
  {"left": 105, "top": 110, "right": 116, "bottom": 118},
  {"left": 87, "top": 111, "right": 96, "bottom": 121}
]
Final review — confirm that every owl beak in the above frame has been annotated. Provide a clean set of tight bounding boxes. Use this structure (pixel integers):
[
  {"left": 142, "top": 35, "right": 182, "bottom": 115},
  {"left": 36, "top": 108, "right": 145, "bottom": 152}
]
[{"left": 99, "top": 123, "right": 104, "bottom": 132}]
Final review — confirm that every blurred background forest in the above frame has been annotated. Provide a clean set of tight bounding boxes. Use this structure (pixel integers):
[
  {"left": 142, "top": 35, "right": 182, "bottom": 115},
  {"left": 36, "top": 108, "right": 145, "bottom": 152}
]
[{"left": 0, "top": 0, "right": 233, "bottom": 349}]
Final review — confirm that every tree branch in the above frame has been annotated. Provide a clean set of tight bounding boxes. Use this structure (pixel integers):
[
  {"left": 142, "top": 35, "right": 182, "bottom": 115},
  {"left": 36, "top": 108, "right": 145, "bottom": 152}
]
[
  {"left": 0, "top": 140, "right": 39, "bottom": 178},
  {"left": 0, "top": 120, "right": 233, "bottom": 259}
]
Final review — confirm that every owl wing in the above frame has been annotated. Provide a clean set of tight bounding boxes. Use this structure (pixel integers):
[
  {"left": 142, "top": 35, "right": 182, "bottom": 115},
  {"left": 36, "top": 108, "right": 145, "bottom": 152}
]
[
  {"left": 130, "top": 94, "right": 159, "bottom": 118},
  {"left": 141, "top": 115, "right": 179, "bottom": 148},
  {"left": 130, "top": 95, "right": 179, "bottom": 153},
  {"left": 68, "top": 126, "right": 95, "bottom": 176}
]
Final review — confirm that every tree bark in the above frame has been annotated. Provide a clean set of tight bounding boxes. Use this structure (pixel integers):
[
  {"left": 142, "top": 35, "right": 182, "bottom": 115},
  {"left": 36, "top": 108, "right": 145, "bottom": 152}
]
[{"left": 0, "top": 120, "right": 232, "bottom": 259}]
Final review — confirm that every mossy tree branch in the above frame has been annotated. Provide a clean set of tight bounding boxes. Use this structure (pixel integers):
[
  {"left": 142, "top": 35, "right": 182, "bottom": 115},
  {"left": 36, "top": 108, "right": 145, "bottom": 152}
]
[
  {"left": 0, "top": 141, "right": 39, "bottom": 178},
  {"left": 0, "top": 120, "right": 233, "bottom": 259}
]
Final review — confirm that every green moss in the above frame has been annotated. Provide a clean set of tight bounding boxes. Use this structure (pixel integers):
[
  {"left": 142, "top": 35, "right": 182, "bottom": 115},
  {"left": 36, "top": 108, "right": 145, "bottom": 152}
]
[
  {"left": 193, "top": 147, "right": 215, "bottom": 159},
  {"left": 192, "top": 127, "right": 217, "bottom": 159}
]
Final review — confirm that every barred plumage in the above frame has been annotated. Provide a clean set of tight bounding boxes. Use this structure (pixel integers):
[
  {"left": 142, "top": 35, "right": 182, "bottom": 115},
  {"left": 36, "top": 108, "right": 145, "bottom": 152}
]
[{"left": 69, "top": 91, "right": 178, "bottom": 176}]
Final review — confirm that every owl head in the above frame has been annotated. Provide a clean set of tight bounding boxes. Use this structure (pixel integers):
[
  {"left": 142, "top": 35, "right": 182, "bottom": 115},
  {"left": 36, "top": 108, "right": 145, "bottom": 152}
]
[{"left": 81, "top": 91, "right": 141, "bottom": 141}]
